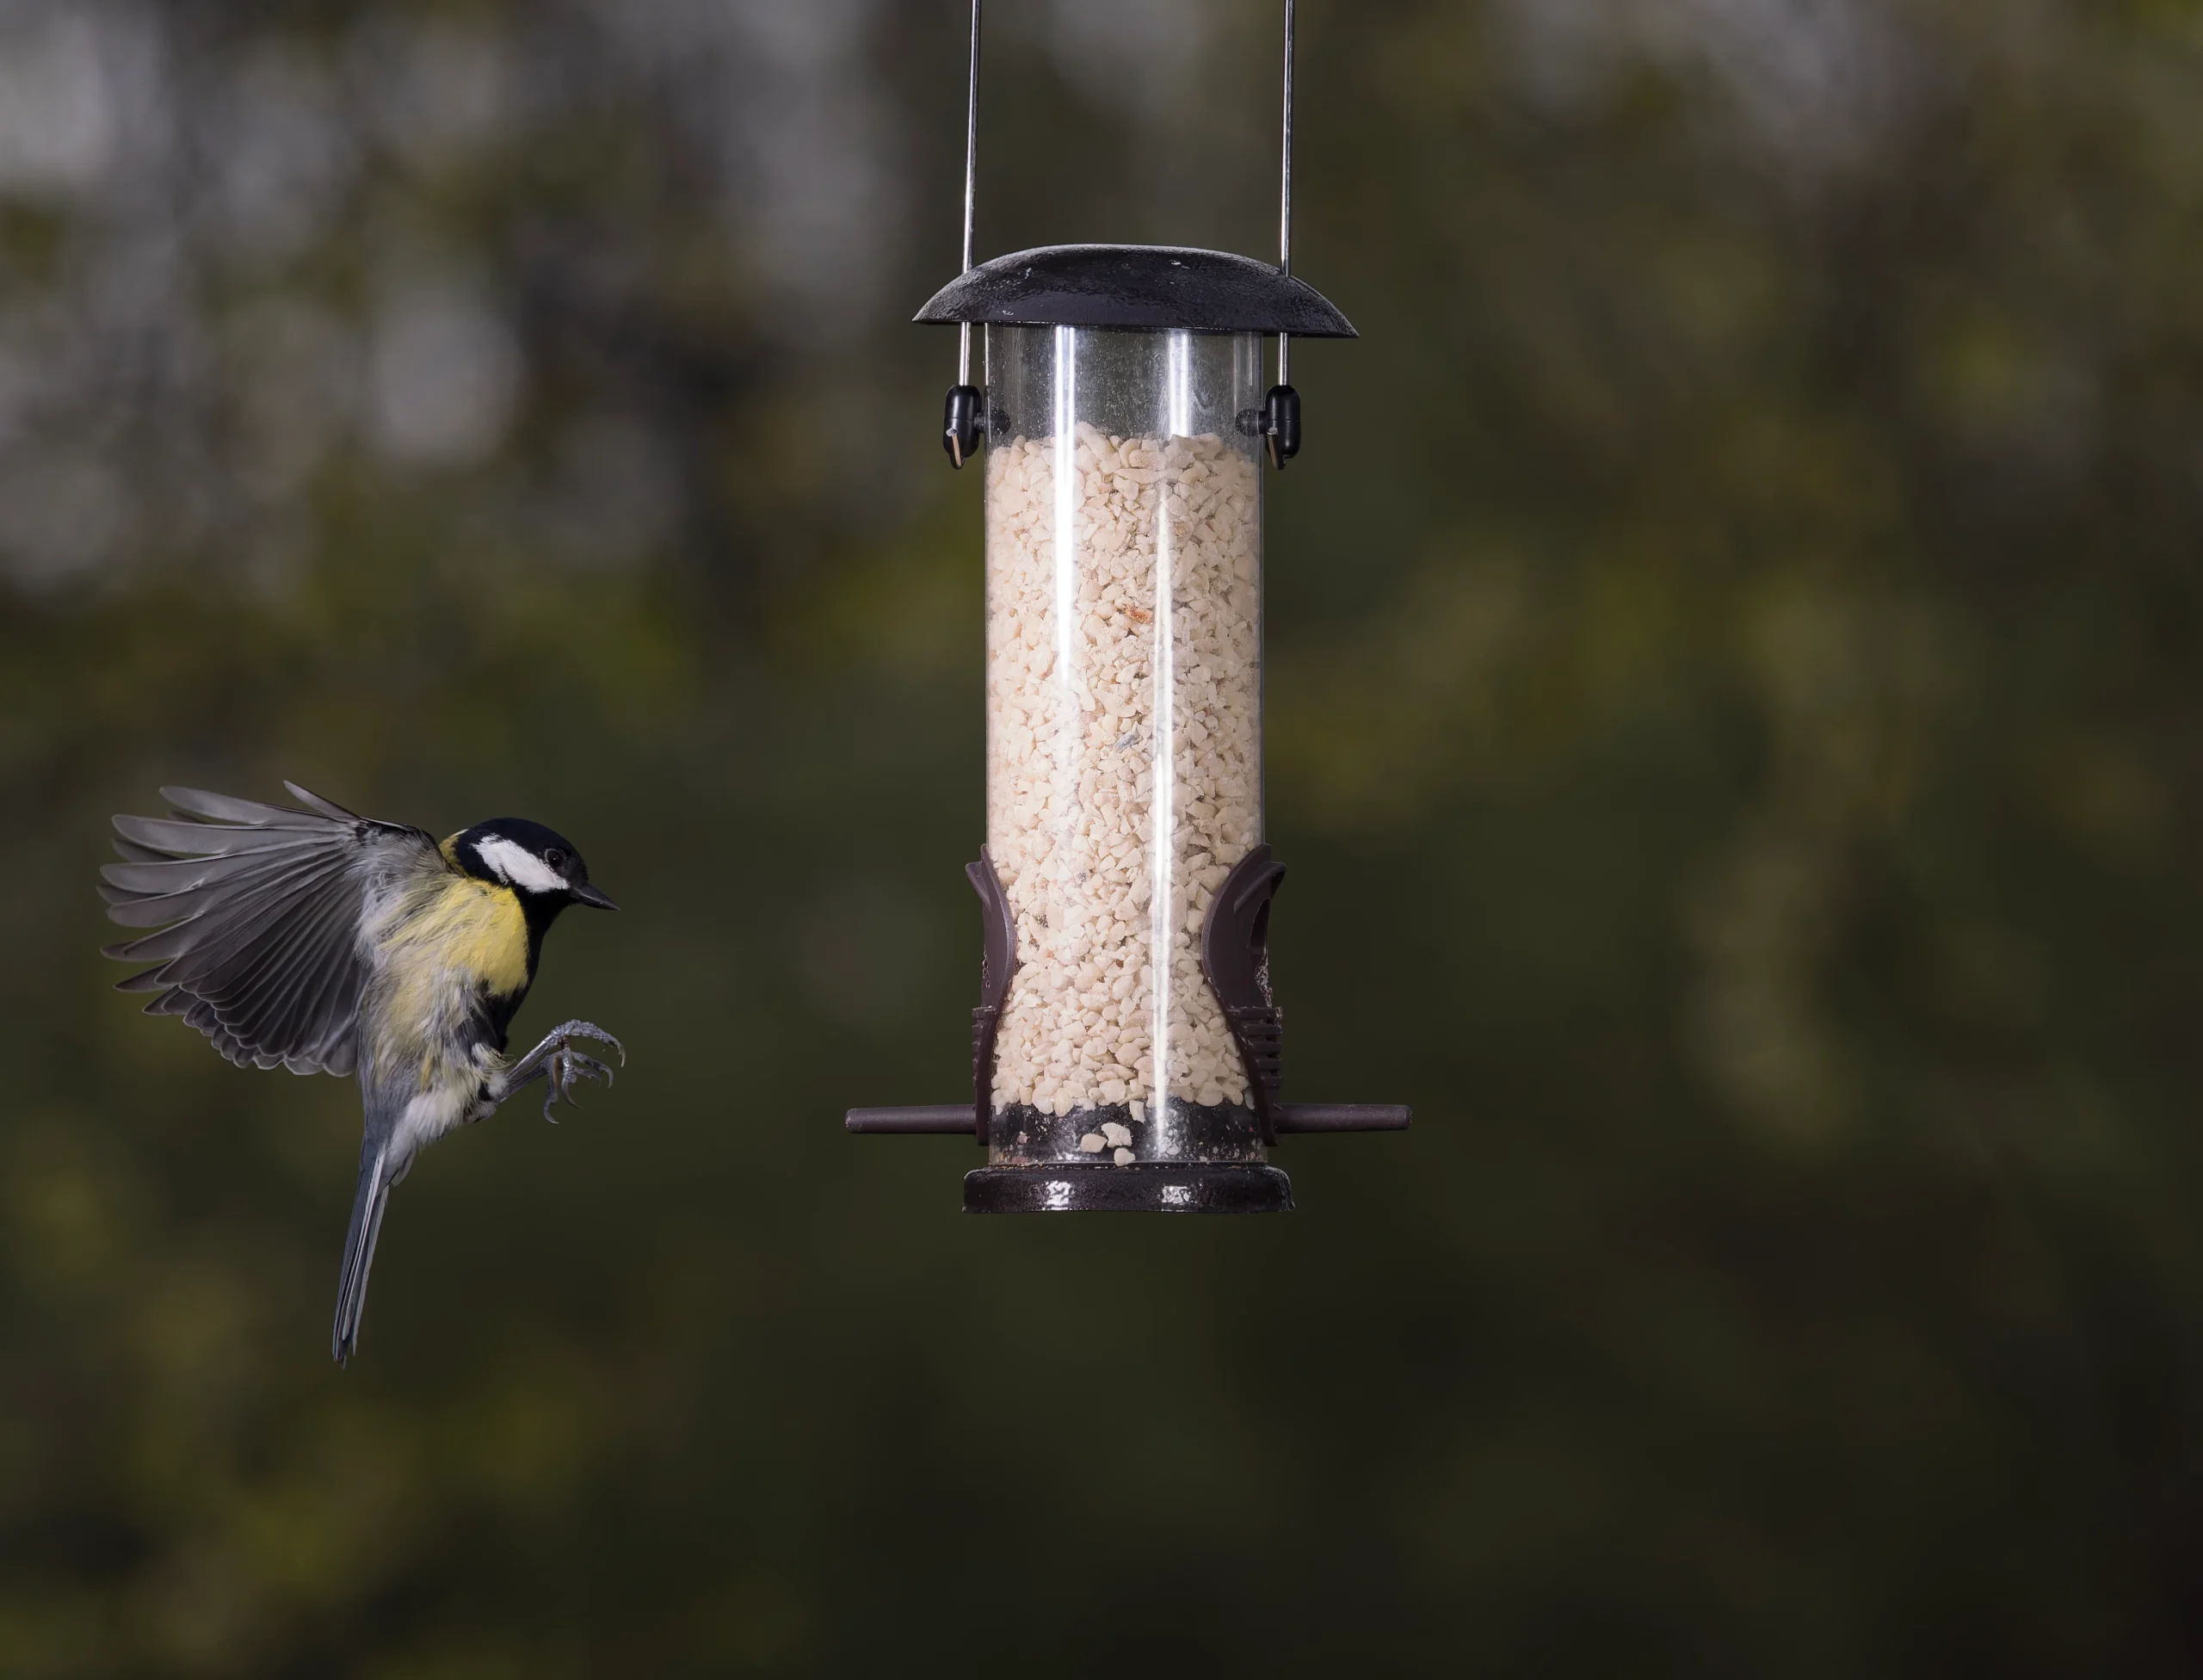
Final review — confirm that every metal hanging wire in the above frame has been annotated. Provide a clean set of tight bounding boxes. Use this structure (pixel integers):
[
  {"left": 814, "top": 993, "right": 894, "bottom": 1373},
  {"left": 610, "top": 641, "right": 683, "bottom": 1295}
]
[
  {"left": 958, "top": 0, "right": 981, "bottom": 389},
  {"left": 938, "top": 0, "right": 986, "bottom": 466},
  {"left": 1259, "top": 0, "right": 1302, "bottom": 467},
  {"left": 1278, "top": 0, "right": 1294, "bottom": 389}
]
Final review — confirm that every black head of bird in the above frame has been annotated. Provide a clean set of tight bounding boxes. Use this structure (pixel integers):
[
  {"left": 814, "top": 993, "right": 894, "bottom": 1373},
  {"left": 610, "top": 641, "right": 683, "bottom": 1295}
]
[
  {"left": 100, "top": 783, "right": 627, "bottom": 1366},
  {"left": 446, "top": 816, "right": 620, "bottom": 915}
]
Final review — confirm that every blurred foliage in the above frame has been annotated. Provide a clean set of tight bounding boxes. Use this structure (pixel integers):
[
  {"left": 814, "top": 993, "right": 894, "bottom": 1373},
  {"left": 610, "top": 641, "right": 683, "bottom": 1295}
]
[{"left": 5, "top": 0, "right": 2203, "bottom": 1673}]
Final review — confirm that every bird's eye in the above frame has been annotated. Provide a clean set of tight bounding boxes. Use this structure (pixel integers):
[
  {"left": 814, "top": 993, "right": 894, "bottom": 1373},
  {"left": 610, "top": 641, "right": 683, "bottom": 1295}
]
[{"left": 545, "top": 849, "right": 567, "bottom": 869}]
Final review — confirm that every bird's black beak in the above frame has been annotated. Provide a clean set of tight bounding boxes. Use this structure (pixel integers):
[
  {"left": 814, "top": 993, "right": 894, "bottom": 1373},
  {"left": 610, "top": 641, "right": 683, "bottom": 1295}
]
[{"left": 571, "top": 882, "right": 619, "bottom": 911}]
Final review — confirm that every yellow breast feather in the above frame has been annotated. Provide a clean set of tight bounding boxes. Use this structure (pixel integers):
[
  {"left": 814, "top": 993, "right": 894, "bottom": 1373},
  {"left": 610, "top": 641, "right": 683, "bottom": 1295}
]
[
  {"left": 367, "top": 875, "right": 533, "bottom": 1086},
  {"left": 409, "top": 876, "right": 531, "bottom": 998}
]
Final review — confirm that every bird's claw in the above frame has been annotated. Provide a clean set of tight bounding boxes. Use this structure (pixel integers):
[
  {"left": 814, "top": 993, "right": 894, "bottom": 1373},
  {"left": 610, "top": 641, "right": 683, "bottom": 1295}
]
[
  {"left": 509, "top": 1019, "right": 625, "bottom": 1123},
  {"left": 565, "top": 1022, "right": 625, "bottom": 1068},
  {"left": 540, "top": 1046, "right": 614, "bottom": 1124}
]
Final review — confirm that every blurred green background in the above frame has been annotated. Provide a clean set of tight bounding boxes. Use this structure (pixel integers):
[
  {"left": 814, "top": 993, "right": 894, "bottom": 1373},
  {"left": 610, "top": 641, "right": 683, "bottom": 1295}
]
[{"left": 5, "top": 0, "right": 2202, "bottom": 1672}]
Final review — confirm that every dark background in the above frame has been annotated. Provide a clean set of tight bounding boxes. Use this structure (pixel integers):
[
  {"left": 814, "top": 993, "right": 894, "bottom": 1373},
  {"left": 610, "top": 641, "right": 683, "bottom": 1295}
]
[{"left": 5, "top": 1, "right": 2202, "bottom": 1673}]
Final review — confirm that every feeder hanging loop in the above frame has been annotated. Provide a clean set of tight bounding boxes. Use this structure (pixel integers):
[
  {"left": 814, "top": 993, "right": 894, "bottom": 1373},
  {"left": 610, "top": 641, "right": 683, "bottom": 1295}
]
[
  {"left": 944, "top": 384, "right": 984, "bottom": 467},
  {"left": 1263, "top": 384, "right": 1300, "bottom": 469}
]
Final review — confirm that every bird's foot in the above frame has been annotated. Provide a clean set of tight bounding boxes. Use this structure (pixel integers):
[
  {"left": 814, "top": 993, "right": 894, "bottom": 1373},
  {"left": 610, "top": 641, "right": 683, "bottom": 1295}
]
[
  {"left": 505, "top": 1020, "right": 625, "bottom": 1122},
  {"left": 540, "top": 1046, "right": 614, "bottom": 1123}
]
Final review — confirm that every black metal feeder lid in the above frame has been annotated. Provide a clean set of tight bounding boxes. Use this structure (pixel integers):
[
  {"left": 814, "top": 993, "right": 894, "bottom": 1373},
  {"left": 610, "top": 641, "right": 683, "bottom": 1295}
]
[{"left": 916, "top": 244, "right": 1356, "bottom": 338}]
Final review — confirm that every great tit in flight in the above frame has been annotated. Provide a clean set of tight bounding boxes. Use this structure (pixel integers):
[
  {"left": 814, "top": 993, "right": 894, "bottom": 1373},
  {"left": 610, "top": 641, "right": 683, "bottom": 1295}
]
[{"left": 100, "top": 783, "right": 624, "bottom": 1364}]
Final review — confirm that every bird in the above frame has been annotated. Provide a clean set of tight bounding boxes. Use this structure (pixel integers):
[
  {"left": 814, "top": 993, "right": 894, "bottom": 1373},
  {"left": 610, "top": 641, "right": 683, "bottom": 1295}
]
[{"left": 100, "top": 782, "right": 625, "bottom": 1364}]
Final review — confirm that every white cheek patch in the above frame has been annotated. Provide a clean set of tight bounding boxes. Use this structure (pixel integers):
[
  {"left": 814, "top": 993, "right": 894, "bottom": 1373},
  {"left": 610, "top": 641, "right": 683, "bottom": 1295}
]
[{"left": 472, "top": 836, "right": 566, "bottom": 894}]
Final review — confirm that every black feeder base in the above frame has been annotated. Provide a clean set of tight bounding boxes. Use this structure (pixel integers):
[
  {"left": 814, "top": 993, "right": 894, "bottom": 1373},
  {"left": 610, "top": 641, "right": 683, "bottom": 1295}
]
[{"left": 963, "top": 1163, "right": 1294, "bottom": 1214}]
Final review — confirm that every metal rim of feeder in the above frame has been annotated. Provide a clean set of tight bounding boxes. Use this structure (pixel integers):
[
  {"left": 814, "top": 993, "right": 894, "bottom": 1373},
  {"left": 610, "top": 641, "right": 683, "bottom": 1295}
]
[{"left": 847, "top": 0, "right": 1410, "bottom": 1214}]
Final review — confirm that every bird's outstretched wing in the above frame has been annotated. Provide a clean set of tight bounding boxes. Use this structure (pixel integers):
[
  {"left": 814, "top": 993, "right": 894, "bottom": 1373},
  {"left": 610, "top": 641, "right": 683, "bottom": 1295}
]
[{"left": 101, "top": 783, "right": 444, "bottom": 1077}]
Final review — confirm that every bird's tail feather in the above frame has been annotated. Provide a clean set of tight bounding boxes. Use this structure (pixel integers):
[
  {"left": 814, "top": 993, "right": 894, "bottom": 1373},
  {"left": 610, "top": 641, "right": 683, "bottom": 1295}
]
[{"left": 333, "top": 1143, "right": 395, "bottom": 1365}]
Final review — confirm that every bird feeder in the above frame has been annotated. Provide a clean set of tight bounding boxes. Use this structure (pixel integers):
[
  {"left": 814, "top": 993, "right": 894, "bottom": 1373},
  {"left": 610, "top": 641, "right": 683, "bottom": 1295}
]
[{"left": 848, "top": 1, "right": 1408, "bottom": 1212}]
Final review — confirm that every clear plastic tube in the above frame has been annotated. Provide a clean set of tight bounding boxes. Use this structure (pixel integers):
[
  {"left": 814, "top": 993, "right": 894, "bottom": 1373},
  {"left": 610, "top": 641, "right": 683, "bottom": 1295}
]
[{"left": 983, "top": 324, "right": 1267, "bottom": 1166}]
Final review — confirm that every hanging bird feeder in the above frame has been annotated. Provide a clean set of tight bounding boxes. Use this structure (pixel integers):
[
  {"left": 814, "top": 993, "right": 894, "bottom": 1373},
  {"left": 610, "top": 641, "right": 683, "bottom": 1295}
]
[{"left": 848, "top": 1, "right": 1408, "bottom": 1212}]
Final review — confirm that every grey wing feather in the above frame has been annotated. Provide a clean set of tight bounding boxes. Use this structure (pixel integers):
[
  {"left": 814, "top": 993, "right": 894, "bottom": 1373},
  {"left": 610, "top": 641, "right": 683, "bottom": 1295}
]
[
  {"left": 101, "top": 784, "right": 446, "bottom": 1077},
  {"left": 282, "top": 781, "right": 369, "bottom": 822}
]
